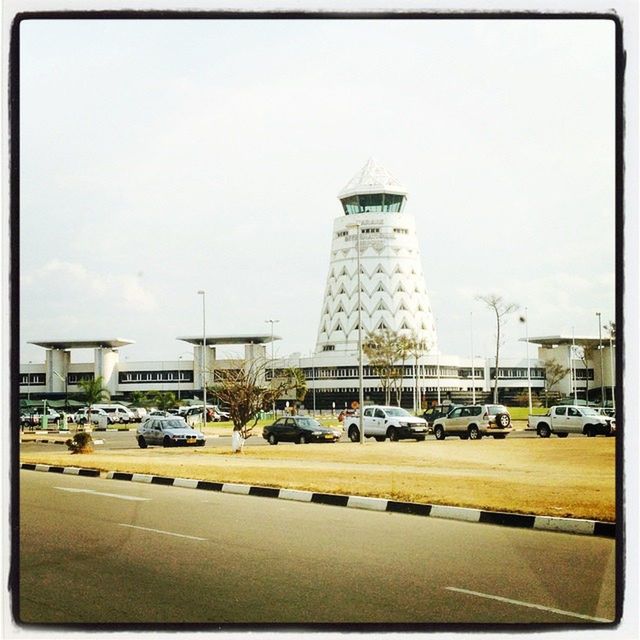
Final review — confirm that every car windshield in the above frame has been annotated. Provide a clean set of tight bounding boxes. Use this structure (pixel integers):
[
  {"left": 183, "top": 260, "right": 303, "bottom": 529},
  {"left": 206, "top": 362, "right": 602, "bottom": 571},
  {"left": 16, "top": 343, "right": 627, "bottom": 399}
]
[
  {"left": 163, "top": 419, "right": 189, "bottom": 429},
  {"left": 383, "top": 408, "right": 411, "bottom": 417},
  {"left": 296, "top": 417, "right": 321, "bottom": 428},
  {"left": 487, "top": 405, "right": 508, "bottom": 415}
]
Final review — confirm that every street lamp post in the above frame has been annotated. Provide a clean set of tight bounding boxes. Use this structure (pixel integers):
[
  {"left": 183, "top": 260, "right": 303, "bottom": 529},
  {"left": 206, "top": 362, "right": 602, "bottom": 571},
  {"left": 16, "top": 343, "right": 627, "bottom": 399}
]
[
  {"left": 470, "top": 312, "right": 476, "bottom": 404},
  {"left": 525, "top": 307, "right": 532, "bottom": 414},
  {"left": 197, "top": 290, "right": 207, "bottom": 427},
  {"left": 266, "top": 319, "right": 280, "bottom": 417},
  {"left": 596, "top": 312, "right": 604, "bottom": 405}
]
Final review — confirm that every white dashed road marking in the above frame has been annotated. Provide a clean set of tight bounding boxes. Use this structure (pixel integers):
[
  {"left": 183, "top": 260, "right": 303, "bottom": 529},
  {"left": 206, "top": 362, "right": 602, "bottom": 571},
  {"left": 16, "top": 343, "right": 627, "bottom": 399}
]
[
  {"left": 118, "top": 523, "right": 207, "bottom": 541},
  {"left": 446, "top": 587, "right": 612, "bottom": 623},
  {"left": 55, "top": 487, "right": 150, "bottom": 501}
]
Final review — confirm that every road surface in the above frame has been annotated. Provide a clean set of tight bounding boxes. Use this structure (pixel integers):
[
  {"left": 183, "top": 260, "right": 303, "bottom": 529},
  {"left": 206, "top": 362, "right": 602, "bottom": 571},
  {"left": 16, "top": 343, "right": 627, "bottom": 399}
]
[{"left": 17, "top": 469, "right": 617, "bottom": 626}]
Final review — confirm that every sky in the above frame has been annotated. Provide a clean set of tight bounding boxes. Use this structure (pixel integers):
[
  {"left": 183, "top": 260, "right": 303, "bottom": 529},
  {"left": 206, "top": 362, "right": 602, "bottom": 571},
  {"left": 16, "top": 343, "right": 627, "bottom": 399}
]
[{"left": 18, "top": 16, "right": 617, "bottom": 365}]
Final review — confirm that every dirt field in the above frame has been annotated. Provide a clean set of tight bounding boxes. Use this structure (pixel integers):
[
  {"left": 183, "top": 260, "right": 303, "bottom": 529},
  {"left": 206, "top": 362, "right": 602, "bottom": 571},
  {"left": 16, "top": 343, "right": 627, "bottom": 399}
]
[{"left": 20, "top": 438, "right": 616, "bottom": 521}]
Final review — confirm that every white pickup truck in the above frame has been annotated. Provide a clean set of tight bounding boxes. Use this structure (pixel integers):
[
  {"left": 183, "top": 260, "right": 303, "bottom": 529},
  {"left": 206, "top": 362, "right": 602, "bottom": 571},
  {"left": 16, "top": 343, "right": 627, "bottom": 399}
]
[
  {"left": 528, "top": 405, "right": 615, "bottom": 438},
  {"left": 343, "top": 405, "right": 428, "bottom": 442}
]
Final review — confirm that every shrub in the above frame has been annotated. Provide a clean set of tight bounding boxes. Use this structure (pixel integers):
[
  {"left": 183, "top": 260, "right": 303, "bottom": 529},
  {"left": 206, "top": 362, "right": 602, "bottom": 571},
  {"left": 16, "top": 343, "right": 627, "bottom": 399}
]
[{"left": 65, "top": 432, "right": 94, "bottom": 454}]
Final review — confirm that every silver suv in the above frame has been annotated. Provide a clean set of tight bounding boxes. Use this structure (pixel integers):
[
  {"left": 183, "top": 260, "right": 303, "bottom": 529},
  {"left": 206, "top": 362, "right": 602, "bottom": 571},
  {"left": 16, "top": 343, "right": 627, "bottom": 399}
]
[
  {"left": 136, "top": 416, "right": 206, "bottom": 448},
  {"left": 432, "top": 404, "right": 512, "bottom": 440}
]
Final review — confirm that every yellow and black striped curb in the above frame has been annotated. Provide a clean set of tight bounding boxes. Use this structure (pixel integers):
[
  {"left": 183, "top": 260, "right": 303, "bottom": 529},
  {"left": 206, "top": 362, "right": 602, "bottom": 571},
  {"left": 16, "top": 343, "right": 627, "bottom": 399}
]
[{"left": 19, "top": 462, "right": 615, "bottom": 539}]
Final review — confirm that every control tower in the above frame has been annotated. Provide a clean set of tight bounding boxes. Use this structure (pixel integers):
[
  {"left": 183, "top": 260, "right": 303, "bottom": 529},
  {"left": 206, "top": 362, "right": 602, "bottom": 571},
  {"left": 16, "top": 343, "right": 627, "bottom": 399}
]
[{"left": 315, "top": 158, "right": 438, "bottom": 354}]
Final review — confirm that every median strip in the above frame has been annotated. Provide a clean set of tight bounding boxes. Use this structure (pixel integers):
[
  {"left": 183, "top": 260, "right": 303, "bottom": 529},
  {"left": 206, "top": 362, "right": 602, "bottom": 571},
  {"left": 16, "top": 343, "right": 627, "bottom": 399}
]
[{"left": 20, "top": 463, "right": 616, "bottom": 538}]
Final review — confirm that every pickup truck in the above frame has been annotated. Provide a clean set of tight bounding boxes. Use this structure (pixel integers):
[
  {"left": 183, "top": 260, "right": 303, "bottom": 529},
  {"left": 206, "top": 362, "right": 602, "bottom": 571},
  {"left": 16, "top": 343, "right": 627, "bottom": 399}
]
[
  {"left": 343, "top": 405, "right": 428, "bottom": 442},
  {"left": 528, "top": 405, "right": 615, "bottom": 438}
]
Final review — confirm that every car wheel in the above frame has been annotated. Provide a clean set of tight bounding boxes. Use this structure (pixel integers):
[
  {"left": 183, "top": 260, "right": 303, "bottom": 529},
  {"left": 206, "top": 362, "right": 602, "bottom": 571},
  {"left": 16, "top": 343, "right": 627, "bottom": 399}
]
[
  {"left": 348, "top": 426, "right": 360, "bottom": 442},
  {"left": 299, "top": 434, "right": 308, "bottom": 444},
  {"left": 459, "top": 434, "right": 469, "bottom": 440},
  {"left": 434, "top": 425, "right": 445, "bottom": 440},
  {"left": 537, "top": 424, "right": 551, "bottom": 438},
  {"left": 388, "top": 427, "right": 399, "bottom": 442},
  {"left": 416, "top": 435, "right": 426, "bottom": 441},
  {"left": 163, "top": 435, "right": 172, "bottom": 447},
  {"left": 374, "top": 436, "right": 386, "bottom": 442},
  {"left": 496, "top": 413, "right": 511, "bottom": 428},
  {"left": 268, "top": 433, "right": 278, "bottom": 445},
  {"left": 468, "top": 425, "right": 481, "bottom": 440},
  {"left": 492, "top": 434, "right": 506, "bottom": 439},
  {"left": 585, "top": 425, "right": 596, "bottom": 437},
  {"left": 557, "top": 432, "right": 569, "bottom": 438},
  {"left": 137, "top": 436, "right": 147, "bottom": 449}
]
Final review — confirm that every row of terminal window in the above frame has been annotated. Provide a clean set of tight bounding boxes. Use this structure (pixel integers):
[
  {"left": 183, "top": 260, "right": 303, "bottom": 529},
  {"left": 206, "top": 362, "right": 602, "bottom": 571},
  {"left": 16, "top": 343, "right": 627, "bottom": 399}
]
[{"left": 336, "top": 227, "right": 408, "bottom": 239}]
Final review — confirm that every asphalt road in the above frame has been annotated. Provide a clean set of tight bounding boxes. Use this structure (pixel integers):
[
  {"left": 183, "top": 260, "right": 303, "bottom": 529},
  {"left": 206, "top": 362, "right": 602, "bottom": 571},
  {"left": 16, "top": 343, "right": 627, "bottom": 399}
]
[
  {"left": 20, "top": 425, "right": 550, "bottom": 452},
  {"left": 17, "top": 470, "right": 616, "bottom": 626}
]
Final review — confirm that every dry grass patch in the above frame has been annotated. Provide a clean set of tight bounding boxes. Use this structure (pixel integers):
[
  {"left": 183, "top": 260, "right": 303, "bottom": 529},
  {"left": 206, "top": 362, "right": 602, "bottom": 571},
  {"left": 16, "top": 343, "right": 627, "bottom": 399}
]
[{"left": 20, "top": 438, "right": 616, "bottom": 521}]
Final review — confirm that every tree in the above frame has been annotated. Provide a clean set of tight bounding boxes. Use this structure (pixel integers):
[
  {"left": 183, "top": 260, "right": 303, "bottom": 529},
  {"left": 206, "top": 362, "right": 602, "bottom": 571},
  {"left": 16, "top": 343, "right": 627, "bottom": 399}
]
[
  {"left": 544, "top": 362, "right": 570, "bottom": 407},
  {"left": 77, "top": 376, "right": 110, "bottom": 431},
  {"left": 130, "top": 390, "right": 153, "bottom": 409},
  {"left": 154, "top": 391, "right": 177, "bottom": 412},
  {"left": 477, "top": 294, "right": 518, "bottom": 403},
  {"left": 363, "top": 328, "right": 411, "bottom": 405},
  {"left": 214, "top": 359, "right": 299, "bottom": 452},
  {"left": 406, "top": 333, "right": 434, "bottom": 413},
  {"left": 283, "top": 367, "right": 308, "bottom": 414}
]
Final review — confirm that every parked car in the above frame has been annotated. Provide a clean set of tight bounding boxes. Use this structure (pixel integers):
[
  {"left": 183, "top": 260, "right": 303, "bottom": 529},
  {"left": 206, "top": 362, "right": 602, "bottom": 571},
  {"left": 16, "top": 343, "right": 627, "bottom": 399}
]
[
  {"left": 24, "top": 407, "right": 61, "bottom": 426},
  {"left": 432, "top": 404, "right": 512, "bottom": 440},
  {"left": 421, "top": 404, "right": 462, "bottom": 428},
  {"left": 19, "top": 411, "right": 40, "bottom": 428},
  {"left": 263, "top": 416, "right": 341, "bottom": 445},
  {"left": 528, "top": 405, "right": 615, "bottom": 438},
  {"left": 94, "top": 404, "right": 135, "bottom": 424},
  {"left": 136, "top": 416, "right": 206, "bottom": 448},
  {"left": 343, "top": 406, "right": 429, "bottom": 442},
  {"left": 129, "top": 407, "right": 147, "bottom": 422},
  {"left": 74, "top": 407, "right": 113, "bottom": 428}
]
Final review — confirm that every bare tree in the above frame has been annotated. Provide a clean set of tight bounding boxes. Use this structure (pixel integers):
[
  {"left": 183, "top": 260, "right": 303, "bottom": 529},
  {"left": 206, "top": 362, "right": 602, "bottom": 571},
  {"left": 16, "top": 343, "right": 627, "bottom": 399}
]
[
  {"left": 214, "top": 359, "right": 301, "bottom": 452},
  {"left": 580, "top": 346, "right": 595, "bottom": 403},
  {"left": 477, "top": 294, "right": 519, "bottom": 403},
  {"left": 544, "top": 362, "right": 570, "bottom": 407}
]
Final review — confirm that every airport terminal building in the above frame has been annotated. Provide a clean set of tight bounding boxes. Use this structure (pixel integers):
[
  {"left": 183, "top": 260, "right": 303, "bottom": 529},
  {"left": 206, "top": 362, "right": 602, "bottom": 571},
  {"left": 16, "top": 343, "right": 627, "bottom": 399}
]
[{"left": 19, "top": 160, "right": 616, "bottom": 410}]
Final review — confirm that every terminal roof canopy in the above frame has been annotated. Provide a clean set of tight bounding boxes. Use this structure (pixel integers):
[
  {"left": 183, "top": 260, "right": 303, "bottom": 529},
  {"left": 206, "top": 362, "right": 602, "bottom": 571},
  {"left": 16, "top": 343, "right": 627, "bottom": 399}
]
[
  {"left": 523, "top": 335, "right": 615, "bottom": 347},
  {"left": 28, "top": 339, "right": 135, "bottom": 350},
  {"left": 177, "top": 334, "right": 281, "bottom": 346}
]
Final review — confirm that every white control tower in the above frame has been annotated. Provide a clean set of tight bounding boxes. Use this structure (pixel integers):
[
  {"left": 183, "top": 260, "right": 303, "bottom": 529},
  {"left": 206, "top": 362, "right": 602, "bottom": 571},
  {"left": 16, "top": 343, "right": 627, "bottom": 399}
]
[{"left": 315, "top": 158, "right": 438, "bottom": 355}]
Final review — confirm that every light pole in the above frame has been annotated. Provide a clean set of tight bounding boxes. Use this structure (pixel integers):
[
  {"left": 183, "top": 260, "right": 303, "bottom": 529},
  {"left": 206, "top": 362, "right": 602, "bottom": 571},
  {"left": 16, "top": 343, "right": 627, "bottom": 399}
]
[
  {"left": 197, "top": 290, "right": 207, "bottom": 426},
  {"left": 525, "top": 307, "right": 532, "bottom": 414},
  {"left": 596, "top": 312, "right": 604, "bottom": 405},
  {"left": 266, "top": 319, "right": 279, "bottom": 417},
  {"left": 609, "top": 326, "right": 615, "bottom": 411},
  {"left": 347, "top": 221, "right": 365, "bottom": 444},
  {"left": 470, "top": 312, "right": 476, "bottom": 404}
]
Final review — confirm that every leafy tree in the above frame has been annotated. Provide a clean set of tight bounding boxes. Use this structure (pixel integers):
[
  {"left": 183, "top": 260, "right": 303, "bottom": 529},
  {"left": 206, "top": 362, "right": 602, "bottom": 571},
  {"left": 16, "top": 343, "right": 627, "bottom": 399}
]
[
  {"left": 130, "top": 391, "right": 153, "bottom": 408},
  {"left": 214, "top": 359, "right": 298, "bottom": 451},
  {"left": 154, "top": 391, "right": 178, "bottom": 412},
  {"left": 362, "top": 329, "right": 422, "bottom": 406},
  {"left": 477, "top": 294, "right": 518, "bottom": 403},
  {"left": 283, "top": 367, "right": 308, "bottom": 414},
  {"left": 544, "top": 362, "right": 570, "bottom": 407},
  {"left": 78, "top": 376, "right": 110, "bottom": 423}
]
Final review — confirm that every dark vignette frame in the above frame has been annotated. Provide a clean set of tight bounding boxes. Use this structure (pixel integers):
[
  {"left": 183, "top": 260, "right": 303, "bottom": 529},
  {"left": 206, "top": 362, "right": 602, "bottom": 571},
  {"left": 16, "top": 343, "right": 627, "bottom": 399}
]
[{"left": 8, "top": 8, "right": 626, "bottom": 634}]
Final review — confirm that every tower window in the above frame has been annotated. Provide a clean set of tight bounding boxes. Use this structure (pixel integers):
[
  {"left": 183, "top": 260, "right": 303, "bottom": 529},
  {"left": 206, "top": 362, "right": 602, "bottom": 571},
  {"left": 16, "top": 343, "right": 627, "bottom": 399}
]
[{"left": 322, "top": 345, "right": 335, "bottom": 352}]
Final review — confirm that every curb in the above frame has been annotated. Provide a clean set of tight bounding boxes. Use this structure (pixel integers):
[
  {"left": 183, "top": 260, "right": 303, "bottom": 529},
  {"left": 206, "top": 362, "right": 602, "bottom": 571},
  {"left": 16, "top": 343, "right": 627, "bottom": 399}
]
[{"left": 18, "top": 463, "right": 615, "bottom": 539}]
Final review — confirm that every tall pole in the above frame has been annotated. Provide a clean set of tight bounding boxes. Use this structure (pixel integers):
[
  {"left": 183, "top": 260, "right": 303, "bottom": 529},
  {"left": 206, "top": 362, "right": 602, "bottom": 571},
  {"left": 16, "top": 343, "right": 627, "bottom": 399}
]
[
  {"left": 525, "top": 307, "right": 532, "bottom": 413},
  {"left": 470, "top": 312, "right": 476, "bottom": 404},
  {"left": 572, "top": 327, "right": 577, "bottom": 405},
  {"left": 178, "top": 356, "right": 182, "bottom": 401},
  {"left": 355, "top": 222, "right": 364, "bottom": 445},
  {"left": 596, "top": 312, "right": 604, "bottom": 405},
  {"left": 266, "top": 319, "right": 279, "bottom": 417},
  {"left": 197, "top": 290, "right": 206, "bottom": 426},
  {"left": 609, "top": 330, "right": 615, "bottom": 411}
]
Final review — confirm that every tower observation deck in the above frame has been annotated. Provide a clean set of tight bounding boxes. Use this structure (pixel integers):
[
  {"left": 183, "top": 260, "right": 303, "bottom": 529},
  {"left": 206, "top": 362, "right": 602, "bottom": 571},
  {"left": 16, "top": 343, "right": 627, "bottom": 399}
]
[{"left": 315, "top": 158, "right": 438, "bottom": 355}]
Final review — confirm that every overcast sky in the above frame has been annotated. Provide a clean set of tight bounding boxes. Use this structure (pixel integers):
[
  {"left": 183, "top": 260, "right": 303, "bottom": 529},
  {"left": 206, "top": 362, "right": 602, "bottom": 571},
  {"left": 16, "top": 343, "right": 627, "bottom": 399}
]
[{"left": 18, "top": 16, "right": 616, "bottom": 364}]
